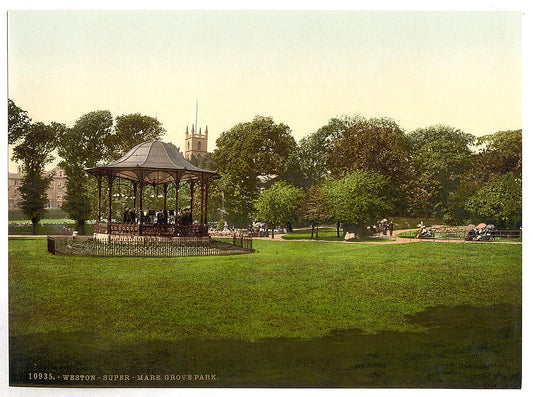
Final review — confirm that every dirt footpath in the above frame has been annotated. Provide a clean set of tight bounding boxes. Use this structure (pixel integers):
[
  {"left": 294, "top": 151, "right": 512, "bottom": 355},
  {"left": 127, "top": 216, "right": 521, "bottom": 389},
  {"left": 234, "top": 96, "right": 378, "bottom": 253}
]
[
  {"left": 253, "top": 229, "right": 419, "bottom": 244},
  {"left": 254, "top": 229, "right": 521, "bottom": 245}
]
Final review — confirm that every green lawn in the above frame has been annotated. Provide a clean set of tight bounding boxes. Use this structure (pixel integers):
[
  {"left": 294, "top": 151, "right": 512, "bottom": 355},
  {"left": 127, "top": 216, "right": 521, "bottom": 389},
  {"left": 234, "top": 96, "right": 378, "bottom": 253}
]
[
  {"left": 9, "top": 238, "right": 521, "bottom": 388},
  {"left": 281, "top": 227, "right": 346, "bottom": 241},
  {"left": 8, "top": 218, "right": 75, "bottom": 224}
]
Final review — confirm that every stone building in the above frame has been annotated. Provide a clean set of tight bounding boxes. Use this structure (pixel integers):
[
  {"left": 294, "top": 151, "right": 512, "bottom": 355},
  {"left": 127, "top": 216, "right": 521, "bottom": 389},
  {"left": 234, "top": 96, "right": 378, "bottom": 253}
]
[
  {"left": 184, "top": 124, "right": 208, "bottom": 160},
  {"left": 8, "top": 166, "right": 67, "bottom": 210}
]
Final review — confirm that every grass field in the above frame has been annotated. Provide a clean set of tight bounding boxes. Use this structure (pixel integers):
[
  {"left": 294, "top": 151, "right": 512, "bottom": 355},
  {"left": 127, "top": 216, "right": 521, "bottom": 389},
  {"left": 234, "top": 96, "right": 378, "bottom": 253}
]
[
  {"left": 281, "top": 227, "right": 346, "bottom": 241},
  {"left": 9, "top": 237, "right": 521, "bottom": 388},
  {"left": 8, "top": 218, "right": 75, "bottom": 224}
]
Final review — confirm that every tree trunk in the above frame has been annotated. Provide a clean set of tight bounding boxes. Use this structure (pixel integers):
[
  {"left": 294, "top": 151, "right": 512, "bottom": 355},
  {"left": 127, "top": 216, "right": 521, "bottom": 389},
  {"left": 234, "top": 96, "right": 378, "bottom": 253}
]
[
  {"left": 271, "top": 227, "right": 274, "bottom": 239},
  {"left": 31, "top": 218, "right": 38, "bottom": 235},
  {"left": 311, "top": 224, "right": 314, "bottom": 238},
  {"left": 316, "top": 225, "right": 319, "bottom": 238},
  {"left": 77, "top": 220, "right": 86, "bottom": 236},
  {"left": 336, "top": 220, "right": 340, "bottom": 237}
]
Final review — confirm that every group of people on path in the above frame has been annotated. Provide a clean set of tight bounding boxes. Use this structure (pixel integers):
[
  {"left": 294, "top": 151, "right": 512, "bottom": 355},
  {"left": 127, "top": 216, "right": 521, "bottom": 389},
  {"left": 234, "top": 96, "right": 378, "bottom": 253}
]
[{"left": 368, "top": 219, "right": 396, "bottom": 237}]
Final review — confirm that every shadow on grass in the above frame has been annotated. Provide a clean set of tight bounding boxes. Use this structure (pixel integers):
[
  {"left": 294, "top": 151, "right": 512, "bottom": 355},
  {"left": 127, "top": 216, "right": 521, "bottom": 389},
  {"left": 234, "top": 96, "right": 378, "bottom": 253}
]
[{"left": 10, "top": 304, "right": 521, "bottom": 388}]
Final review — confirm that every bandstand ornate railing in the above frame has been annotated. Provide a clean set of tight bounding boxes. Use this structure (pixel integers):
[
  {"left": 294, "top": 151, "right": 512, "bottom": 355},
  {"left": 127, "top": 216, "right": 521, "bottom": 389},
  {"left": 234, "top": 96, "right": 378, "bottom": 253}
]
[
  {"left": 94, "top": 221, "right": 209, "bottom": 237},
  {"left": 47, "top": 234, "right": 254, "bottom": 257}
]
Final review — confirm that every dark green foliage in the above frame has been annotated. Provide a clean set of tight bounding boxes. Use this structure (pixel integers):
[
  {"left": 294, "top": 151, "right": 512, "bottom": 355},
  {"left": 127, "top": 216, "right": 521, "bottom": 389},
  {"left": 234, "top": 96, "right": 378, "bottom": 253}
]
[
  {"left": 214, "top": 116, "right": 296, "bottom": 179},
  {"left": 111, "top": 113, "right": 165, "bottom": 160},
  {"left": 214, "top": 116, "right": 297, "bottom": 226},
  {"left": 57, "top": 110, "right": 167, "bottom": 226},
  {"left": 300, "top": 186, "right": 332, "bottom": 237},
  {"left": 474, "top": 129, "right": 522, "bottom": 179},
  {"left": 57, "top": 110, "right": 114, "bottom": 228},
  {"left": 61, "top": 110, "right": 114, "bottom": 167},
  {"left": 255, "top": 181, "right": 305, "bottom": 237},
  {"left": 8, "top": 99, "right": 31, "bottom": 145},
  {"left": 327, "top": 116, "right": 409, "bottom": 186},
  {"left": 16, "top": 170, "right": 52, "bottom": 235},
  {"left": 407, "top": 125, "right": 475, "bottom": 221},
  {"left": 9, "top": 101, "right": 64, "bottom": 234},
  {"left": 60, "top": 164, "right": 93, "bottom": 230},
  {"left": 323, "top": 170, "right": 393, "bottom": 232},
  {"left": 285, "top": 115, "right": 355, "bottom": 188},
  {"left": 9, "top": 209, "right": 69, "bottom": 221},
  {"left": 188, "top": 152, "right": 215, "bottom": 170},
  {"left": 466, "top": 173, "right": 522, "bottom": 229}
]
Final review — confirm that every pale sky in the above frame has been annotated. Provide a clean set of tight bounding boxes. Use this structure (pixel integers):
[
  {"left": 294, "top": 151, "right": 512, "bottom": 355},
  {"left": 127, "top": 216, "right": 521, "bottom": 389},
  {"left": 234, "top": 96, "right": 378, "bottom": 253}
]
[{"left": 7, "top": 10, "right": 522, "bottom": 171}]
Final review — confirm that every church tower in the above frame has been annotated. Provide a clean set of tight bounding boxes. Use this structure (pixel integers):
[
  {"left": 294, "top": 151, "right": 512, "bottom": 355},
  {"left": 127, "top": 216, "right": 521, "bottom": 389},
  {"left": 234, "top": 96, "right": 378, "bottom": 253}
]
[{"left": 184, "top": 124, "right": 208, "bottom": 160}]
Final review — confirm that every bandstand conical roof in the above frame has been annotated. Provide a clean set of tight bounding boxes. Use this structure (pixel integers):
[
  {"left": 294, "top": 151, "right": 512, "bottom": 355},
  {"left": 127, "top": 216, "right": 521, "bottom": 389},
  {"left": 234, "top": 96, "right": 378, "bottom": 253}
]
[{"left": 86, "top": 141, "right": 219, "bottom": 185}]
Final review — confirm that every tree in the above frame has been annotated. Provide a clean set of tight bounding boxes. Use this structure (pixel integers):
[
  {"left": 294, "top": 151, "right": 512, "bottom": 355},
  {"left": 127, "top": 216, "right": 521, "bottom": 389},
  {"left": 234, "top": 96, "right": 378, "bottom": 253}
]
[
  {"left": 188, "top": 152, "right": 215, "bottom": 170},
  {"left": 60, "top": 162, "right": 93, "bottom": 230},
  {"left": 11, "top": 121, "right": 64, "bottom": 234},
  {"left": 465, "top": 173, "right": 521, "bottom": 229},
  {"left": 111, "top": 113, "right": 166, "bottom": 159},
  {"left": 58, "top": 110, "right": 165, "bottom": 230},
  {"left": 8, "top": 99, "right": 31, "bottom": 145},
  {"left": 57, "top": 111, "right": 114, "bottom": 231},
  {"left": 406, "top": 125, "right": 475, "bottom": 221},
  {"left": 301, "top": 186, "right": 332, "bottom": 238},
  {"left": 327, "top": 116, "right": 409, "bottom": 212},
  {"left": 323, "top": 170, "right": 393, "bottom": 236},
  {"left": 255, "top": 182, "right": 305, "bottom": 238},
  {"left": 474, "top": 129, "right": 522, "bottom": 179},
  {"left": 214, "top": 116, "right": 297, "bottom": 226},
  {"left": 328, "top": 117, "right": 408, "bottom": 180},
  {"left": 285, "top": 115, "right": 356, "bottom": 188}
]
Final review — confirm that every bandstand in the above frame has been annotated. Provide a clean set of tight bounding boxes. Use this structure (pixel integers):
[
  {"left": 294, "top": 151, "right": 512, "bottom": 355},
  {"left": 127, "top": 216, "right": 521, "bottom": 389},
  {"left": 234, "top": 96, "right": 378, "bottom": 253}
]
[{"left": 85, "top": 140, "right": 220, "bottom": 239}]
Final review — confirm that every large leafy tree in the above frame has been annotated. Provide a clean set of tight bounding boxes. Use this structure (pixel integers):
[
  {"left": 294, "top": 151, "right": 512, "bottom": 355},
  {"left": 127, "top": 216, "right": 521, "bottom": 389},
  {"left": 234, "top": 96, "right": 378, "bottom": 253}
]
[
  {"left": 285, "top": 115, "right": 356, "bottom": 188},
  {"left": 301, "top": 185, "right": 332, "bottom": 238},
  {"left": 188, "top": 152, "right": 215, "bottom": 170},
  {"left": 254, "top": 181, "right": 305, "bottom": 238},
  {"left": 58, "top": 110, "right": 114, "bottom": 169},
  {"left": 111, "top": 113, "right": 165, "bottom": 159},
  {"left": 58, "top": 111, "right": 114, "bottom": 231},
  {"left": 465, "top": 173, "right": 521, "bottom": 229},
  {"left": 323, "top": 170, "right": 393, "bottom": 235},
  {"left": 327, "top": 116, "right": 409, "bottom": 212},
  {"left": 214, "top": 116, "right": 297, "bottom": 226},
  {"left": 406, "top": 125, "right": 475, "bottom": 221},
  {"left": 58, "top": 110, "right": 166, "bottom": 230},
  {"left": 474, "top": 129, "right": 522, "bottom": 180},
  {"left": 8, "top": 99, "right": 31, "bottom": 144},
  {"left": 10, "top": 112, "right": 65, "bottom": 234}
]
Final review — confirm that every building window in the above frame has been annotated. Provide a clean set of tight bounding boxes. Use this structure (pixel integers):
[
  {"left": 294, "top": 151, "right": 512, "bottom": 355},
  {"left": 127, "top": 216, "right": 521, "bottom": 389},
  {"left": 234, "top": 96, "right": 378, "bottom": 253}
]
[
  {"left": 198, "top": 141, "right": 201, "bottom": 151},
  {"left": 58, "top": 182, "right": 61, "bottom": 187}
]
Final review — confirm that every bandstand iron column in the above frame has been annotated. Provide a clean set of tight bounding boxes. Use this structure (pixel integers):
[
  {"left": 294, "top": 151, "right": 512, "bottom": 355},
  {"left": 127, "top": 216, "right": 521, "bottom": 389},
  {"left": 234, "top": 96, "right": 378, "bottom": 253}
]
[
  {"left": 174, "top": 172, "right": 182, "bottom": 226},
  {"left": 200, "top": 174, "right": 205, "bottom": 226},
  {"left": 189, "top": 180, "right": 196, "bottom": 222},
  {"left": 163, "top": 183, "right": 168, "bottom": 214},
  {"left": 97, "top": 174, "right": 102, "bottom": 222},
  {"left": 107, "top": 174, "right": 114, "bottom": 234},
  {"left": 138, "top": 173, "right": 144, "bottom": 236},
  {"left": 204, "top": 179, "right": 210, "bottom": 224},
  {"left": 132, "top": 181, "right": 137, "bottom": 213}
]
